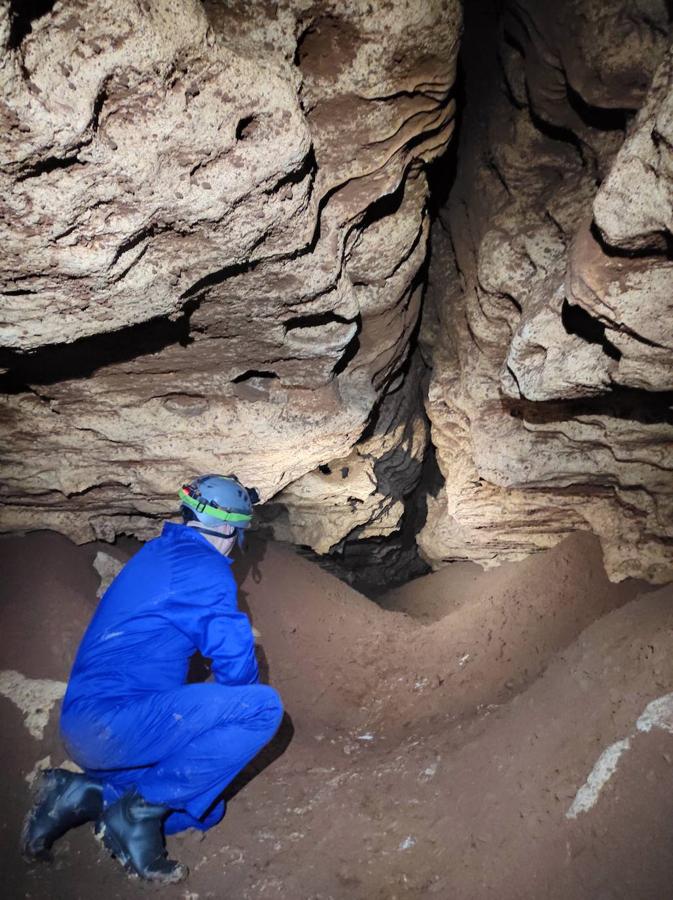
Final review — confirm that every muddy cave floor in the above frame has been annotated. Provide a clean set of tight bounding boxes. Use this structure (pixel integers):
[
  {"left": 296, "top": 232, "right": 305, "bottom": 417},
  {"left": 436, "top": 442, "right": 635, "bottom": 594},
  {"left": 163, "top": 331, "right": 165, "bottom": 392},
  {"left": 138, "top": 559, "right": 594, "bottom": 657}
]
[{"left": 3, "top": 530, "right": 673, "bottom": 899}]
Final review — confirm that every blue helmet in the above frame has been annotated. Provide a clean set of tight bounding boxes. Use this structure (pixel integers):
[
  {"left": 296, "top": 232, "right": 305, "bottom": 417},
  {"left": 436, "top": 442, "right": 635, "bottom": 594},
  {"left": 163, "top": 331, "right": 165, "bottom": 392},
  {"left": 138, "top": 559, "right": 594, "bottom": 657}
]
[{"left": 178, "top": 474, "right": 258, "bottom": 529}]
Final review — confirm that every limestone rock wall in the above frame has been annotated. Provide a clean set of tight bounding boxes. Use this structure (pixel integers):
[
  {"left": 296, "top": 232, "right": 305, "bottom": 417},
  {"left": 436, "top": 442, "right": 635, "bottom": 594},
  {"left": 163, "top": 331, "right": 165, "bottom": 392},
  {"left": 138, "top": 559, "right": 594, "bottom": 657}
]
[
  {"left": 419, "top": 0, "right": 673, "bottom": 582},
  {"left": 0, "top": 0, "right": 460, "bottom": 544},
  {"left": 2, "top": 0, "right": 671, "bottom": 586}
]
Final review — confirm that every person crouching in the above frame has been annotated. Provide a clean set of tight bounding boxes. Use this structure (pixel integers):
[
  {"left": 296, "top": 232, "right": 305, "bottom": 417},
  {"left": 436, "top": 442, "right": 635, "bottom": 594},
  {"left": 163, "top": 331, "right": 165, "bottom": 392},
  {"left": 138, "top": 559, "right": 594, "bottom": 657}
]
[{"left": 21, "top": 474, "right": 283, "bottom": 883}]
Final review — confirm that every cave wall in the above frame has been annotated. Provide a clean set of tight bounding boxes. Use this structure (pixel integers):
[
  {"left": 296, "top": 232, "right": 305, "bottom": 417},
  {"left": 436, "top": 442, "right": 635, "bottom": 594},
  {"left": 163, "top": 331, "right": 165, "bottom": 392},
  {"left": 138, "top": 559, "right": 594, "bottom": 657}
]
[
  {"left": 0, "top": 0, "right": 460, "bottom": 543},
  {"left": 419, "top": 0, "right": 673, "bottom": 582},
  {"left": 1, "top": 0, "right": 671, "bottom": 586}
]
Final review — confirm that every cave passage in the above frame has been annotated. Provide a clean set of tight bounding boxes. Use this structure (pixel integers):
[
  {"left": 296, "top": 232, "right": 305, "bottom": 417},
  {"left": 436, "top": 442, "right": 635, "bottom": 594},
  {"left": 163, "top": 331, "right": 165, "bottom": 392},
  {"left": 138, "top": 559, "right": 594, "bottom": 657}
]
[{"left": 2, "top": 0, "right": 673, "bottom": 898}]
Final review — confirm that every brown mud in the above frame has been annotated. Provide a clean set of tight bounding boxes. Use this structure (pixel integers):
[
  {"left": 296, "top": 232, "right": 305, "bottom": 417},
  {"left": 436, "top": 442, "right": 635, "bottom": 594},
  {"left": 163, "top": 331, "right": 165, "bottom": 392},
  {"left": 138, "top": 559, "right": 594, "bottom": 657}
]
[{"left": 2, "top": 529, "right": 673, "bottom": 899}]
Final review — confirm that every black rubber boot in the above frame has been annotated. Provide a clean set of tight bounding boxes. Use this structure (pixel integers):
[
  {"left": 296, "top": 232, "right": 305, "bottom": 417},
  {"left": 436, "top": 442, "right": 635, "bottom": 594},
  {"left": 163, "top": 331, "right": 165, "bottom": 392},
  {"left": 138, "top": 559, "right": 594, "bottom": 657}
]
[
  {"left": 97, "top": 788, "right": 187, "bottom": 883},
  {"left": 21, "top": 768, "right": 103, "bottom": 861}
]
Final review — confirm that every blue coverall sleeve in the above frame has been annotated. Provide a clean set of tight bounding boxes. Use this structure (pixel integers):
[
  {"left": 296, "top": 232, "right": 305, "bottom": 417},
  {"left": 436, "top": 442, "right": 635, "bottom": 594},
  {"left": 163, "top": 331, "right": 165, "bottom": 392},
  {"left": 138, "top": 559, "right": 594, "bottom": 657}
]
[
  {"left": 167, "top": 542, "right": 259, "bottom": 686},
  {"left": 195, "top": 608, "right": 259, "bottom": 686}
]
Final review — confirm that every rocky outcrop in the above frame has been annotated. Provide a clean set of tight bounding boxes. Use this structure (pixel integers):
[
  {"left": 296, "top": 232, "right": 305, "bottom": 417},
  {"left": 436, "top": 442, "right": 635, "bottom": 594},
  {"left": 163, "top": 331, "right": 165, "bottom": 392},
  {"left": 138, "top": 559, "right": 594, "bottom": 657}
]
[
  {"left": 2, "top": 0, "right": 671, "bottom": 586},
  {"left": 419, "top": 0, "right": 673, "bottom": 583},
  {"left": 0, "top": 0, "right": 460, "bottom": 546},
  {"left": 270, "top": 355, "right": 428, "bottom": 555}
]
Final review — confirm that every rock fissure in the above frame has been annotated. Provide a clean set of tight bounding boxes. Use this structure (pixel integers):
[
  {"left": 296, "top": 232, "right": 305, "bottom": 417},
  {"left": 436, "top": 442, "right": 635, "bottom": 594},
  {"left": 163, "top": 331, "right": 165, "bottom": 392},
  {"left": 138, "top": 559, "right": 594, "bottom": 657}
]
[{"left": 417, "top": 0, "right": 673, "bottom": 584}]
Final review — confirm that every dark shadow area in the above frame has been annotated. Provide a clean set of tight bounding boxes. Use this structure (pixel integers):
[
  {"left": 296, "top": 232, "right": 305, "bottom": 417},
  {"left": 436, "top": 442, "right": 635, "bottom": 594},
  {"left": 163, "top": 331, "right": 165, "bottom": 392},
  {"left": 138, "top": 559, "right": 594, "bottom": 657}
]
[
  {"left": 561, "top": 299, "right": 621, "bottom": 360},
  {"left": 425, "top": 65, "right": 464, "bottom": 219},
  {"left": 590, "top": 219, "right": 673, "bottom": 260},
  {"left": 0, "top": 298, "right": 200, "bottom": 392},
  {"left": 232, "top": 369, "right": 279, "bottom": 383},
  {"left": 526, "top": 100, "right": 587, "bottom": 157},
  {"left": 332, "top": 313, "right": 361, "bottom": 375},
  {"left": 7, "top": 0, "right": 55, "bottom": 49},
  {"left": 16, "top": 153, "right": 85, "bottom": 182},
  {"left": 220, "top": 712, "right": 295, "bottom": 803},
  {"left": 288, "top": 356, "right": 438, "bottom": 598},
  {"left": 236, "top": 114, "right": 258, "bottom": 141},
  {"left": 348, "top": 169, "right": 407, "bottom": 250},
  {"left": 504, "top": 386, "right": 673, "bottom": 427},
  {"left": 232, "top": 535, "right": 271, "bottom": 686},
  {"left": 186, "top": 651, "right": 212, "bottom": 683},
  {"left": 335, "top": 408, "right": 442, "bottom": 600},
  {"left": 565, "top": 82, "right": 631, "bottom": 131},
  {"left": 284, "top": 309, "right": 354, "bottom": 330}
]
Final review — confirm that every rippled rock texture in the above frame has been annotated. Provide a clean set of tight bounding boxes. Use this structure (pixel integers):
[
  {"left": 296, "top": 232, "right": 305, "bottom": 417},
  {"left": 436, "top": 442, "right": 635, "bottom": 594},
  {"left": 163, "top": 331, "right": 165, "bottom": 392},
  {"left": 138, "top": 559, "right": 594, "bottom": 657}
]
[
  {"left": 2, "top": 0, "right": 672, "bottom": 587},
  {"left": 0, "top": 0, "right": 460, "bottom": 549},
  {"left": 419, "top": 0, "right": 673, "bottom": 582}
]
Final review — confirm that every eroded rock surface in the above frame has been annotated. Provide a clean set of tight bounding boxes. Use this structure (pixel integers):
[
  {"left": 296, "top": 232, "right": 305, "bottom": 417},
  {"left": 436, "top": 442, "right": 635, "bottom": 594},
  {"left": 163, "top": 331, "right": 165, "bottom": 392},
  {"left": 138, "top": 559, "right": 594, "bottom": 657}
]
[
  {"left": 2, "top": 0, "right": 671, "bottom": 585},
  {"left": 419, "top": 0, "right": 673, "bottom": 582},
  {"left": 0, "top": 0, "right": 460, "bottom": 550}
]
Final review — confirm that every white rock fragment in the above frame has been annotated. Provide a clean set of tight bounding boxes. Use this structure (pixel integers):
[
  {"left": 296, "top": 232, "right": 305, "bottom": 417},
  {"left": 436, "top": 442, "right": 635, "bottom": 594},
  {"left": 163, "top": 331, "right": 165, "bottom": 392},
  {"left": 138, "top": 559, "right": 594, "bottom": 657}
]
[
  {"left": 420, "top": 761, "right": 439, "bottom": 781},
  {"left": 0, "top": 670, "right": 66, "bottom": 740},
  {"left": 566, "top": 738, "right": 632, "bottom": 819},
  {"left": 636, "top": 693, "right": 673, "bottom": 734},
  {"left": 94, "top": 551, "right": 124, "bottom": 598},
  {"left": 567, "top": 690, "right": 673, "bottom": 820},
  {"left": 25, "top": 755, "right": 52, "bottom": 786},
  {"left": 25, "top": 756, "right": 83, "bottom": 785}
]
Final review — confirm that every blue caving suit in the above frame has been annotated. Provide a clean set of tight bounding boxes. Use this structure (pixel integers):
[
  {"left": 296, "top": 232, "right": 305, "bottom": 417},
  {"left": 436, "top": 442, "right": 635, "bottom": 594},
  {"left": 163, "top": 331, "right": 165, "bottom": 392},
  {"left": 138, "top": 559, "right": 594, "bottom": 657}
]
[{"left": 60, "top": 523, "right": 283, "bottom": 835}]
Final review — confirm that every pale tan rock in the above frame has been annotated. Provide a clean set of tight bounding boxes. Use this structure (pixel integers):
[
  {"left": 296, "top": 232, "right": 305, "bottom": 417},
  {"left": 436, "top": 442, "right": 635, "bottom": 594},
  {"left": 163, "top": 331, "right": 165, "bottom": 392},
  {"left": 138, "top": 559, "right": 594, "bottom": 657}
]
[
  {"left": 0, "top": 0, "right": 313, "bottom": 350},
  {"left": 503, "top": 285, "right": 613, "bottom": 401},
  {"left": 272, "top": 356, "right": 428, "bottom": 554},
  {"left": 0, "top": 0, "right": 461, "bottom": 553},
  {"left": 566, "top": 220, "right": 673, "bottom": 391},
  {"left": 419, "top": 0, "right": 673, "bottom": 583},
  {"left": 594, "top": 49, "right": 673, "bottom": 251},
  {"left": 93, "top": 550, "right": 124, "bottom": 598}
]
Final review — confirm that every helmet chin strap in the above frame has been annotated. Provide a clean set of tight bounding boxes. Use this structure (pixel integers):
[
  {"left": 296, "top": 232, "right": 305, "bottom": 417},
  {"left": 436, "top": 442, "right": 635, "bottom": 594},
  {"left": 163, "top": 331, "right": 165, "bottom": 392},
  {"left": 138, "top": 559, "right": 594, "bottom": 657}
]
[
  {"left": 190, "top": 524, "right": 234, "bottom": 540},
  {"left": 186, "top": 522, "right": 239, "bottom": 554}
]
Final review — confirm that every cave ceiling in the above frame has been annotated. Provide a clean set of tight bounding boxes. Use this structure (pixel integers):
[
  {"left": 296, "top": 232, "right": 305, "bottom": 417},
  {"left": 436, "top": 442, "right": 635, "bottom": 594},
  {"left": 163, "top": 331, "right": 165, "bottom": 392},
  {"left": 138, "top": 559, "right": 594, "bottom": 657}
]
[{"left": 0, "top": 0, "right": 671, "bottom": 585}]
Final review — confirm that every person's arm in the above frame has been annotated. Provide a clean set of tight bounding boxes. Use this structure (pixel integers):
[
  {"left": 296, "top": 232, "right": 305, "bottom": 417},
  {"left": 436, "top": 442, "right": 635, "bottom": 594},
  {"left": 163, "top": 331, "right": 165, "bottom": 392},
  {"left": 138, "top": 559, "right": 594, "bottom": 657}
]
[
  {"left": 167, "top": 542, "right": 259, "bottom": 686},
  {"left": 195, "top": 606, "right": 259, "bottom": 686}
]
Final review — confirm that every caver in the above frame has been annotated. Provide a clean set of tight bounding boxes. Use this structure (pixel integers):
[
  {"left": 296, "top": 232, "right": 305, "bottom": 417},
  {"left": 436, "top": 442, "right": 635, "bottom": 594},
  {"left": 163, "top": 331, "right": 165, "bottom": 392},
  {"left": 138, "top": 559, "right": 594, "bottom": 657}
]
[{"left": 22, "top": 474, "right": 283, "bottom": 883}]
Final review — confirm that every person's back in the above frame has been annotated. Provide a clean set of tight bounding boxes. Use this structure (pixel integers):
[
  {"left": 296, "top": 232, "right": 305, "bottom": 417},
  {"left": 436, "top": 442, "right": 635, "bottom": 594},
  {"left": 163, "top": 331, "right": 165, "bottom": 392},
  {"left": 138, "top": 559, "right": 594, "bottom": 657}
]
[{"left": 64, "top": 523, "right": 244, "bottom": 701}]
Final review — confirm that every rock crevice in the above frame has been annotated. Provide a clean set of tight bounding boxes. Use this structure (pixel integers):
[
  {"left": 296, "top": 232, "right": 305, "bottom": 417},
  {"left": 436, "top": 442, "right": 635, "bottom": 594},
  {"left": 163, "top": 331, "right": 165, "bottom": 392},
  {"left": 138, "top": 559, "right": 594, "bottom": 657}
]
[{"left": 419, "top": 0, "right": 673, "bottom": 583}]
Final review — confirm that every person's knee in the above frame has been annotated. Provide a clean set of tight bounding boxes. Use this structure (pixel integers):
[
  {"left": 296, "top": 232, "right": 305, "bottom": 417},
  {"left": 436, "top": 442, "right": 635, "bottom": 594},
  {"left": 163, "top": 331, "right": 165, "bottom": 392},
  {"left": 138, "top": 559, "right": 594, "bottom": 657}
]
[
  {"left": 209, "top": 683, "right": 283, "bottom": 736},
  {"left": 258, "top": 684, "right": 284, "bottom": 732}
]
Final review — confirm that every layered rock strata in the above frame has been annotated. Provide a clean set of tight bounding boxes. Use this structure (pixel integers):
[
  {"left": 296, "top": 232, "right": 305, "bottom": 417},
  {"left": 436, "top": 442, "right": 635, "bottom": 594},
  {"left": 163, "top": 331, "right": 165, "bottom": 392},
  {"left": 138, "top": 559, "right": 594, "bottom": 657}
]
[
  {"left": 419, "top": 0, "right": 673, "bottom": 582},
  {"left": 0, "top": 0, "right": 460, "bottom": 546}
]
